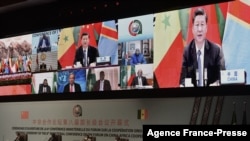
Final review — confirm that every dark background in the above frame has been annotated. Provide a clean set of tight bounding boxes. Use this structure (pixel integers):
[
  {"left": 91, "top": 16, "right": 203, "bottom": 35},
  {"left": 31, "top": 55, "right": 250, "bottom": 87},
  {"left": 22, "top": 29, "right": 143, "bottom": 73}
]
[{"left": 0, "top": 0, "right": 232, "bottom": 38}]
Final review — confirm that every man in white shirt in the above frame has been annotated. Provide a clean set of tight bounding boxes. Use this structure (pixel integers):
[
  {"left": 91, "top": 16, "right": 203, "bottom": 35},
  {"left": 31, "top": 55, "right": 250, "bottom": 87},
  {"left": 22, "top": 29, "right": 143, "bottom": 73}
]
[
  {"left": 92, "top": 71, "right": 111, "bottom": 91},
  {"left": 131, "top": 69, "right": 148, "bottom": 87},
  {"left": 74, "top": 32, "right": 99, "bottom": 67}
]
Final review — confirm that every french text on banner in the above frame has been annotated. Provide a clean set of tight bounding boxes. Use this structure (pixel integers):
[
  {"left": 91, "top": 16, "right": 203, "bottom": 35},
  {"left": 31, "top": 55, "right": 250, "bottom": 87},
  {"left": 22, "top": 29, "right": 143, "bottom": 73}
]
[{"left": 143, "top": 125, "right": 249, "bottom": 140}]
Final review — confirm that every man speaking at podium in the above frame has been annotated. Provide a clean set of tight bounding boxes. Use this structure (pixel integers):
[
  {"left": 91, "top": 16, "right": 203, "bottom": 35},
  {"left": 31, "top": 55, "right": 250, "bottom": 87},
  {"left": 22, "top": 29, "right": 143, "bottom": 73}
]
[
  {"left": 74, "top": 32, "right": 99, "bottom": 67},
  {"left": 180, "top": 7, "right": 225, "bottom": 87}
]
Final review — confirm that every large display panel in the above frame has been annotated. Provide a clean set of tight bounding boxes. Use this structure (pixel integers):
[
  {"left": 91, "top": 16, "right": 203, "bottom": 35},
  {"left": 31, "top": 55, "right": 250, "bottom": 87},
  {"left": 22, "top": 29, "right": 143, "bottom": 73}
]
[{"left": 0, "top": 0, "right": 249, "bottom": 96}]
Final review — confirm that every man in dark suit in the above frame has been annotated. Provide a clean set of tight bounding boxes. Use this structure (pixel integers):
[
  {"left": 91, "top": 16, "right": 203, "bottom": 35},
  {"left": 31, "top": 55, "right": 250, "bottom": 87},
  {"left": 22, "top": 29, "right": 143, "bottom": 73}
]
[
  {"left": 74, "top": 32, "right": 99, "bottom": 67},
  {"left": 38, "top": 79, "right": 51, "bottom": 94},
  {"left": 38, "top": 33, "right": 51, "bottom": 52},
  {"left": 92, "top": 71, "right": 111, "bottom": 91},
  {"left": 131, "top": 69, "right": 148, "bottom": 87},
  {"left": 63, "top": 73, "right": 82, "bottom": 93},
  {"left": 179, "top": 7, "right": 225, "bottom": 87}
]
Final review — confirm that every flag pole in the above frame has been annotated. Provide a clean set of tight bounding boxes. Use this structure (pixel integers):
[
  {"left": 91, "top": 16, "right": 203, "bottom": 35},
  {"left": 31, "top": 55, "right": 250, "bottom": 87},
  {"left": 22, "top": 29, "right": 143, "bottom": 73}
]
[
  {"left": 231, "top": 101, "right": 237, "bottom": 125},
  {"left": 242, "top": 101, "right": 247, "bottom": 125}
]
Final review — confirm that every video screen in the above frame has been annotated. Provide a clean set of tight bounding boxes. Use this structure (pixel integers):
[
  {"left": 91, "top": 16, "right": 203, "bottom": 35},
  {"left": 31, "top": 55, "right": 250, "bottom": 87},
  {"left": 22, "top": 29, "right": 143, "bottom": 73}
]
[
  {"left": 153, "top": 0, "right": 249, "bottom": 88},
  {"left": 120, "top": 64, "right": 153, "bottom": 89},
  {"left": 57, "top": 68, "right": 86, "bottom": 93},
  {"left": 32, "top": 71, "right": 57, "bottom": 94},
  {"left": 0, "top": 0, "right": 249, "bottom": 96},
  {"left": 57, "top": 20, "right": 118, "bottom": 70},
  {"left": 31, "top": 29, "right": 60, "bottom": 72},
  {"left": 87, "top": 66, "right": 120, "bottom": 91}
]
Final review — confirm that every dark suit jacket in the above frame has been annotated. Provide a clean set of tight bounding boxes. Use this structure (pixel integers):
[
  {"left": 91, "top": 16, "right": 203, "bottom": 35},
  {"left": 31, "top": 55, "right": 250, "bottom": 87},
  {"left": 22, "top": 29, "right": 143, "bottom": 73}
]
[
  {"left": 131, "top": 76, "right": 148, "bottom": 86},
  {"left": 38, "top": 84, "right": 51, "bottom": 94},
  {"left": 74, "top": 46, "right": 99, "bottom": 67},
  {"left": 38, "top": 36, "right": 50, "bottom": 48},
  {"left": 92, "top": 79, "right": 112, "bottom": 91},
  {"left": 180, "top": 39, "right": 225, "bottom": 87},
  {"left": 63, "top": 83, "right": 82, "bottom": 93}
]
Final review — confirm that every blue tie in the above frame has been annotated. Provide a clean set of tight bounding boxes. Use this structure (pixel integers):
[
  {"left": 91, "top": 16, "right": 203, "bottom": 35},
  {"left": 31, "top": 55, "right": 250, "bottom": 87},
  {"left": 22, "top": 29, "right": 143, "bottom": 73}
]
[{"left": 197, "top": 50, "right": 202, "bottom": 86}]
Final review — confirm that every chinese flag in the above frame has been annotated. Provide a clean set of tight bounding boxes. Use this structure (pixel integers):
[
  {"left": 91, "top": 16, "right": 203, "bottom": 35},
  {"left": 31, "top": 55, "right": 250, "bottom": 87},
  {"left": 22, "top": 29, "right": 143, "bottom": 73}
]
[
  {"left": 93, "top": 22, "right": 103, "bottom": 35},
  {"left": 78, "top": 24, "right": 98, "bottom": 48}
]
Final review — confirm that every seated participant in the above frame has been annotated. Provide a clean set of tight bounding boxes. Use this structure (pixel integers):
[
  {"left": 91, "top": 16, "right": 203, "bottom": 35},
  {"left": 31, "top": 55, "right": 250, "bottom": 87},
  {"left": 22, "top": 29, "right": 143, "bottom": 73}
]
[
  {"left": 63, "top": 73, "right": 82, "bottom": 93},
  {"left": 74, "top": 32, "right": 99, "bottom": 67},
  {"left": 131, "top": 69, "right": 148, "bottom": 87},
  {"left": 38, "top": 79, "right": 51, "bottom": 94},
  {"left": 130, "top": 48, "right": 146, "bottom": 65},
  {"left": 92, "top": 71, "right": 112, "bottom": 91}
]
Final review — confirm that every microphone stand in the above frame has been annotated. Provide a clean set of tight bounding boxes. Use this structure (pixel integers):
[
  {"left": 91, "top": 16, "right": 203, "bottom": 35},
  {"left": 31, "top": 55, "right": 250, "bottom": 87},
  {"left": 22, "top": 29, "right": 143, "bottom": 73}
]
[
  {"left": 196, "top": 69, "right": 199, "bottom": 86},
  {"left": 204, "top": 68, "right": 207, "bottom": 87}
]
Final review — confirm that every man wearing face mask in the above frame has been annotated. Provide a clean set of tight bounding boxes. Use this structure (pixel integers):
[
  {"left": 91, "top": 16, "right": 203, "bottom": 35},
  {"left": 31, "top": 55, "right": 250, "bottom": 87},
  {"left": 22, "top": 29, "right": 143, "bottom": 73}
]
[{"left": 130, "top": 48, "right": 147, "bottom": 65}]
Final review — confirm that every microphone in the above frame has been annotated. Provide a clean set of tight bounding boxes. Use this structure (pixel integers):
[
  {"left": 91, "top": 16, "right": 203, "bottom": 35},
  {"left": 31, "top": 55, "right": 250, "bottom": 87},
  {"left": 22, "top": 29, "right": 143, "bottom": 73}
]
[
  {"left": 204, "top": 68, "right": 207, "bottom": 86},
  {"left": 196, "top": 69, "right": 199, "bottom": 86},
  {"left": 88, "top": 57, "right": 89, "bottom": 66}
]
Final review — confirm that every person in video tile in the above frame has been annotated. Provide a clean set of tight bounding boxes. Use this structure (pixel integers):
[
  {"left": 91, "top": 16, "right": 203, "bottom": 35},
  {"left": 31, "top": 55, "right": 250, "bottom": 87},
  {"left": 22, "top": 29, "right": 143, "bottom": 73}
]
[
  {"left": 63, "top": 73, "right": 81, "bottom": 93},
  {"left": 180, "top": 7, "right": 225, "bottom": 87},
  {"left": 74, "top": 32, "right": 99, "bottom": 67},
  {"left": 92, "top": 71, "right": 111, "bottom": 91}
]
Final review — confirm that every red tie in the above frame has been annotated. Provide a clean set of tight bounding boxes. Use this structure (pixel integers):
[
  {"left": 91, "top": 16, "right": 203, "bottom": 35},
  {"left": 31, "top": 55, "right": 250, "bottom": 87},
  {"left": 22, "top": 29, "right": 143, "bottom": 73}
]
[{"left": 70, "top": 85, "right": 73, "bottom": 92}]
